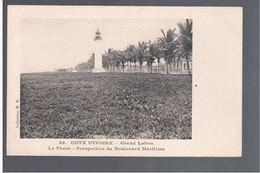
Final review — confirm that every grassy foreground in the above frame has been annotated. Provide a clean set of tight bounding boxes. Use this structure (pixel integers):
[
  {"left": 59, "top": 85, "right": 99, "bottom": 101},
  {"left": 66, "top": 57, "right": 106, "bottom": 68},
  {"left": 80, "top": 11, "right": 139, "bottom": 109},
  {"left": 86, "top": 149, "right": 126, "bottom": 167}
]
[{"left": 20, "top": 72, "right": 192, "bottom": 139}]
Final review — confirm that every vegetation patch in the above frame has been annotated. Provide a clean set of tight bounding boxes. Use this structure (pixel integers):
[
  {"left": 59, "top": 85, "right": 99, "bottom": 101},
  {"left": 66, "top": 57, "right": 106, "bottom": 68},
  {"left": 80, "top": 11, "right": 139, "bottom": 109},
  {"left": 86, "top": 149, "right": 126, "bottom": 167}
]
[{"left": 20, "top": 72, "right": 192, "bottom": 139}]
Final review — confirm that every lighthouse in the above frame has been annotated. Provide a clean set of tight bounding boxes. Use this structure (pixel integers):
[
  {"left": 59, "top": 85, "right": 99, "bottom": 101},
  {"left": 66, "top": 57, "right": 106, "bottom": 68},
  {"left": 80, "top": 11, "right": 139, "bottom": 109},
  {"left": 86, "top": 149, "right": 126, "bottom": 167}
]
[{"left": 92, "top": 28, "right": 106, "bottom": 73}]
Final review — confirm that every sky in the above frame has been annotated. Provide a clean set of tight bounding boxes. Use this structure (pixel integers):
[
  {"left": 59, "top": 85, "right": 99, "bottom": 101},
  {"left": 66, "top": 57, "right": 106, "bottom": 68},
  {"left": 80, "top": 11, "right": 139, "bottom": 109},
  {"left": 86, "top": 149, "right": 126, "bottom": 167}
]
[{"left": 21, "top": 18, "right": 185, "bottom": 73}]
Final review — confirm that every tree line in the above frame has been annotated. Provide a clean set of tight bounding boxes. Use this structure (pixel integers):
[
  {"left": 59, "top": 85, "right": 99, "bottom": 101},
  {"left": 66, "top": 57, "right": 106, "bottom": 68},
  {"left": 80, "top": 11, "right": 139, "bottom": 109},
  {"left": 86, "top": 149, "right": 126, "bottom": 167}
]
[{"left": 76, "top": 19, "right": 192, "bottom": 74}]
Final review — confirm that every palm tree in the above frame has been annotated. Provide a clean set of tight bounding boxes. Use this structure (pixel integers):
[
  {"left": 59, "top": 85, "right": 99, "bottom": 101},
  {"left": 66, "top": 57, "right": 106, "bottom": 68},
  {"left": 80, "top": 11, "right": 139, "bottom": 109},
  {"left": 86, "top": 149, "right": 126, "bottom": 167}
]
[
  {"left": 125, "top": 44, "right": 136, "bottom": 72},
  {"left": 136, "top": 41, "right": 148, "bottom": 72},
  {"left": 151, "top": 40, "right": 163, "bottom": 73},
  {"left": 102, "top": 54, "right": 109, "bottom": 70},
  {"left": 177, "top": 19, "right": 192, "bottom": 75},
  {"left": 110, "top": 50, "right": 119, "bottom": 72},
  {"left": 132, "top": 49, "right": 138, "bottom": 72},
  {"left": 88, "top": 52, "right": 95, "bottom": 69},
  {"left": 104, "top": 48, "right": 113, "bottom": 72},
  {"left": 118, "top": 50, "right": 127, "bottom": 73},
  {"left": 158, "top": 29, "right": 178, "bottom": 74},
  {"left": 111, "top": 50, "right": 119, "bottom": 72},
  {"left": 147, "top": 41, "right": 160, "bottom": 73}
]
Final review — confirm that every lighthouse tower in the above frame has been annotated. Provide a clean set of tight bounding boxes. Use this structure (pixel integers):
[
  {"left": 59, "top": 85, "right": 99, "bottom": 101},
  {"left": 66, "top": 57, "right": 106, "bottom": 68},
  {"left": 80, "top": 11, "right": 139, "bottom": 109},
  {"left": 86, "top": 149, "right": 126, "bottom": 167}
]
[{"left": 92, "top": 28, "right": 106, "bottom": 73}]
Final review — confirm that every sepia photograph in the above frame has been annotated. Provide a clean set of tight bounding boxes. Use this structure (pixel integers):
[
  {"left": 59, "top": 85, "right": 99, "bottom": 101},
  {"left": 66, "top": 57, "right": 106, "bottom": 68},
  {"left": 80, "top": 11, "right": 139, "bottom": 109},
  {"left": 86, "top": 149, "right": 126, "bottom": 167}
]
[
  {"left": 20, "top": 18, "right": 192, "bottom": 139},
  {"left": 7, "top": 6, "right": 242, "bottom": 157}
]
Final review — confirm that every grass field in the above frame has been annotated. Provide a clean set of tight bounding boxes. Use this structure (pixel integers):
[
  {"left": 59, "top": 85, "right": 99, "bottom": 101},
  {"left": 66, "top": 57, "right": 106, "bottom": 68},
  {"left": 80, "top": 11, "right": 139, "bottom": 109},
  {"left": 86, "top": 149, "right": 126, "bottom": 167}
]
[{"left": 20, "top": 72, "right": 192, "bottom": 139}]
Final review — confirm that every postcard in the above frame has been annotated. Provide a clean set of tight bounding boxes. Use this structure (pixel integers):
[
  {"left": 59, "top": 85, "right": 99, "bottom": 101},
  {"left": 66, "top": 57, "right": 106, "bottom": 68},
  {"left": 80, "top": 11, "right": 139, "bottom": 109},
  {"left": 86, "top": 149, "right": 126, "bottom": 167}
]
[{"left": 7, "top": 6, "right": 242, "bottom": 156}]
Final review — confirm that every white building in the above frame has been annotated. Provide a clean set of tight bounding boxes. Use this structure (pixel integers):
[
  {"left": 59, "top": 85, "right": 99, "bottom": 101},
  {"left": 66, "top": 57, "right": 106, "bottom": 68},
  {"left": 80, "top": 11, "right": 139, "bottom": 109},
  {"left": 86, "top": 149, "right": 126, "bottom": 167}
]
[{"left": 92, "top": 28, "right": 106, "bottom": 73}]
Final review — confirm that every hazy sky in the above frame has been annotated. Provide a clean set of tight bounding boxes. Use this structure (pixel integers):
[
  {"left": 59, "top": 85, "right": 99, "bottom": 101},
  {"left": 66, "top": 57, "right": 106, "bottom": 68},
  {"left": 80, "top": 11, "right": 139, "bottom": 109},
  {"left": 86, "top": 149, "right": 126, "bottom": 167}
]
[{"left": 21, "top": 18, "right": 184, "bottom": 73}]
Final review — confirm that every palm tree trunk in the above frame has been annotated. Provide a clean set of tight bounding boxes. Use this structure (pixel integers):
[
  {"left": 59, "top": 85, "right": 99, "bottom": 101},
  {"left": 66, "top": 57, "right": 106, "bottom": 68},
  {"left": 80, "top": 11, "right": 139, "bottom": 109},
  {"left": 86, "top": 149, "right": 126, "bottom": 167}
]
[
  {"left": 139, "top": 63, "right": 142, "bottom": 72},
  {"left": 186, "top": 54, "right": 191, "bottom": 75},
  {"left": 151, "top": 63, "right": 153, "bottom": 73},
  {"left": 147, "top": 62, "right": 150, "bottom": 73},
  {"left": 166, "top": 63, "right": 169, "bottom": 74},
  {"left": 130, "top": 61, "right": 132, "bottom": 73},
  {"left": 158, "top": 60, "right": 160, "bottom": 73},
  {"left": 173, "top": 57, "right": 176, "bottom": 72}
]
